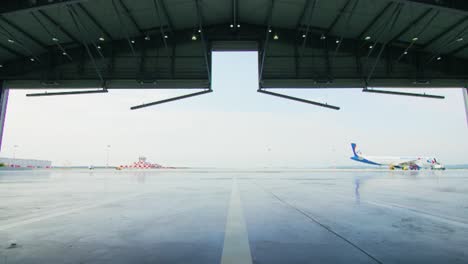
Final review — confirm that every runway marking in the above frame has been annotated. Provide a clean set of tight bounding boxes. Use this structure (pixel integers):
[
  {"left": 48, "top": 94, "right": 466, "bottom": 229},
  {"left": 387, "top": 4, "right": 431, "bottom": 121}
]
[
  {"left": 254, "top": 182, "right": 383, "bottom": 264},
  {"left": 365, "top": 200, "right": 468, "bottom": 228},
  {"left": 221, "top": 178, "right": 253, "bottom": 264},
  {"left": 311, "top": 187, "right": 468, "bottom": 228},
  {"left": 0, "top": 192, "right": 150, "bottom": 232},
  {"left": 294, "top": 185, "right": 468, "bottom": 229}
]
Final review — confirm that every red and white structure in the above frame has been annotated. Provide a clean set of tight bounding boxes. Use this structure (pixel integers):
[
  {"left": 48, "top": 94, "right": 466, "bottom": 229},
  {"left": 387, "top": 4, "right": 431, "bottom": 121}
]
[{"left": 119, "top": 156, "right": 164, "bottom": 169}]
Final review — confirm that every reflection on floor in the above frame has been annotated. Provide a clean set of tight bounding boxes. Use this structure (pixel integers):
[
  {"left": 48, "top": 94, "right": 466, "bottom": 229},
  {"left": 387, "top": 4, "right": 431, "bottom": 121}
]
[{"left": 1, "top": 169, "right": 468, "bottom": 263}]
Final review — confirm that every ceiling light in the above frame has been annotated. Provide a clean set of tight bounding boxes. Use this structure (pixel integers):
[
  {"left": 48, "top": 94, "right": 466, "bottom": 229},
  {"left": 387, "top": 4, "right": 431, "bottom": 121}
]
[
  {"left": 403, "top": 51, "right": 408, "bottom": 55},
  {"left": 273, "top": 34, "right": 279, "bottom": 40},
  {"left": 7, "top": 39, "right": 14, "bottom": 43},
  {"left": 30, "top": 58, "right": 35, "bottom": 62},
  {"left": 192, "top": 35, "right": 197, "bottom": 41},
  {"left": 437, "top": 56, "right": 442, "bottom": 61},
  {"left": 412, "top": 37, "right": 419, "bottom": 42},
  {"left": 336, "top": 39, "right": 340, "bottom": 44},
  {"left": 198, "top": 29, "right": 202, "bottom": 33},
  {"left": 365, "top": 36, "right": 371, "bottom": 40},
  {"left": 99, "top": 37, "right": 105, "bottom": 41},
  {"left": 302, "top": 34, "right": 306, "bottom": 38},
  {"left": 320, "top": 34, "right": 326, "bottom": 40},
  {"left": 0, "top": 64, "right": 3, "bottom": 68},
  {"left": 144, "top": 35, "right": 151, "bottom": 41},
  {"left": 52, "top": 37, "right": 59, "bottom": 42},
  {"left": 62, "top": 51, "right": 67, "bottom": 56},
  {"left": 230, "top": 24, "right": 234, "bottom": 28},
  {"left": 268, "top": 29, "right": 272, "bottom": 33},
  {"left": 237, "top": 24, "right": 240, "bottom": 28},
  {"left": 97, "top": 45, "right": 102, "bottom": 49},
  {"left": 369, "top": 45, "right": 373, "bottom": 49},
  {"left": 456, "top": 37, "right": 464, "bottom": 42},
  {"left": 131, "top": 40, "right": 135, "bottom": 44},
  {"left": 164, "top": 35, "right": 168, "bottom": 39}
]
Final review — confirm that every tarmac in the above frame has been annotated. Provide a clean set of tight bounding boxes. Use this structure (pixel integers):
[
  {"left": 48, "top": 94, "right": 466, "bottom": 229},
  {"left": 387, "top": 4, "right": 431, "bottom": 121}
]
[{"left": 0, "top": 169, "right": 467, "bottom": 263}]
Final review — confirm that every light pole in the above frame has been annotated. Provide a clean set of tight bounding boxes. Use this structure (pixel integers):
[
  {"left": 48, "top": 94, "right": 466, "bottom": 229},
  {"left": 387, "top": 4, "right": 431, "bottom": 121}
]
[
  {"left": 106, "top": 145, "right": 111, "bottom": 168},
  {"left": 13, "top": 145, "right": 18, "bottom": 159}
]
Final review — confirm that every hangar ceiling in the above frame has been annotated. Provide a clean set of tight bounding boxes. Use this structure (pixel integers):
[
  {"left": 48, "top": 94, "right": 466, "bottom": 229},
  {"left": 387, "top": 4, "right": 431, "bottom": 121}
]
[{"left": 0, "top": 0, "right": 468, "bottom": 91}]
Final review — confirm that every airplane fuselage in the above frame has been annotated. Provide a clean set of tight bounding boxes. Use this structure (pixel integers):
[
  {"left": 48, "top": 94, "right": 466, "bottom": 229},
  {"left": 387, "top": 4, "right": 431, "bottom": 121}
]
[{"left": 351, "top": 155, "right": 439, "bottom": 170}]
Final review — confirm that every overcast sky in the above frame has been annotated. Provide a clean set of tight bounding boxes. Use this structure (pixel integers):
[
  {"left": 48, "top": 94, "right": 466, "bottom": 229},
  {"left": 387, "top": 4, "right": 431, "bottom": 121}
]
[{"left": 1, "top": 52, "right": 468, "bottom": 167}]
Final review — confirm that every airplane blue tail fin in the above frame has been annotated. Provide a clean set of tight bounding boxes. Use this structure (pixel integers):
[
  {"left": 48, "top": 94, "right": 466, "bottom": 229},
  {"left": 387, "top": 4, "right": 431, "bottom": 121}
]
[{"left": 351, "top": 143, "right": 360, "bottom": 157}]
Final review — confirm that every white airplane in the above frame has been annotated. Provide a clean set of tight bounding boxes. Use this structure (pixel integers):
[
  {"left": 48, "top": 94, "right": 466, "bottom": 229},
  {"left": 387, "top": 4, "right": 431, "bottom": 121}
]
[{"left": 350, "top": 143, "right": 445, "bottom": 170}]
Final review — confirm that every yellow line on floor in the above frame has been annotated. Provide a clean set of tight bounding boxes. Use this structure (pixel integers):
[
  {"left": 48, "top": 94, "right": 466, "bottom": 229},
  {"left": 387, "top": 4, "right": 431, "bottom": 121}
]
[{"left": 221, "top": 178, "right": 253, "bottom": 264}]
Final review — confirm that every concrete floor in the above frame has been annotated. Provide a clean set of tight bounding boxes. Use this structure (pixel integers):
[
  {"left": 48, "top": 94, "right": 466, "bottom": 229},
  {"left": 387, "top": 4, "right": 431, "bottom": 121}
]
[{"left": 0, "top": 169, "right": 468, "bottom": 263}]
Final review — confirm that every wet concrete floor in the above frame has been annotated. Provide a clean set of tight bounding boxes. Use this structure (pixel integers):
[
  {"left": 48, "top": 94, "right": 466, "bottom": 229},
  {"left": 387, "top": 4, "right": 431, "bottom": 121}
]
[{"left": 0, "top": 169, "right": 467, "bottom": 263}]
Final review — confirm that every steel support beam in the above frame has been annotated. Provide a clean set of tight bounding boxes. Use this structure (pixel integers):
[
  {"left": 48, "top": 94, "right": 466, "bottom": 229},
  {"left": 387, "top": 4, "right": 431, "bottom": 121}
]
[
  {"left": 195, "top": 0, "right": 211, "bottom": 83},
  {"left": 117, "top": 0, "right": 143, "bottom": 35},
  {"left": 108, "top": 44, "right": 115, "bottom": 77},
  {"left": 393, "top": 0, "right": 468, "bottom": 15},
  {"left": 26, "top": 89, "right": 108, "bottom": 97},
  {"left": 31, "top": 13, "right": 72, "bottom": 62},
  {"left": 362, "top": 88, "right": 444, "bottom": 98},
  {"left": 294, "top": 43, "right": 299, "bottom": 78},
  {"left": 171, "top": 43, "right": 176, "bottom": 78},
  {"left": 1, "top": 23, "right": 467, "bottom": 82},
  {"left": 152, "top": 0, "right": 169, "bottom": 49},
  {"left": 259, "top": 0, "right": 275, "bottom": 82},
  {"left": 68, "top": 6, "right": 104, "bottom": 84},
  {"left": 422, "top": 16, "right": 468, "bottom": 49},
  {"left": 449, "top": 42, "right": 468, "bottom": 56},
  {"left": 76, "top": 4, "right": 113, "bottom": 41},
  {"left": 324, "top": 39, "right": 331, "bottom": 78},
  {"left": 0, "top": 43, "right": 23, "bottom": 57},
  {"left": 427, "top": 21, "right": 468, "bottom": 61},
  {"left": 446, "top": 20, "right": 468, "bottom": 56},
  {"left": 258, "top": 88, "right": 340, "bottom": 110},
  {"left": 130, "top": 89, "right": 212, "bottom": 110},
  {"left": 232, "top": 0, "right": 238, "bottom": 27},
  {"left": 386, "top": 48, "right": 392, "bottom": 76},
  {"left": 139, "top": 39, "right": 147, "bottom": 77},
  {"left": 463, "top": 87, "right": 468, "bottom": 126},
  {"left": 261, "top": 78, "right": 467, "bottom": 89},
  {"left": 389, "top": 8, "right": 432, "bottom": 43},
  {"left": 367, "top": 3, "right": 403, "bottom": 83},
  {"left": 296, "top": 0, "right": 314, "bottom": 28},
  {"left": 159, "top": 0, "right": 174, "bottom": 32},
  {"left": 326, "top": 0, "right": 353, "bottom": 35},
  {"left": 0, "top": 0, "right": 466, "bottom": 19},
  {"left": 0, "top": 16, "right": 47, "bottom": 49},
  {"left": 354, "top": 40, "right": 363, "bottom": 77},
  {"left": 358, "top": 2, "right": 394, "bottom": 40},
  {"left": 8, "top": 79, "right": 210, "bottom": 89},
  {"left": 0, "top": 0, "right": 87, "bottom": 15},
  {"left": 297, "top": 0, "right": 318, "bottom": 79},
  {"left": 38, "top": 10, "right": 80, "bottom": 44},
  {"left": 0, "top": 80, "right": 9, "bottom": 151}
]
